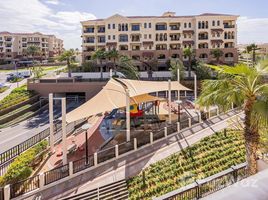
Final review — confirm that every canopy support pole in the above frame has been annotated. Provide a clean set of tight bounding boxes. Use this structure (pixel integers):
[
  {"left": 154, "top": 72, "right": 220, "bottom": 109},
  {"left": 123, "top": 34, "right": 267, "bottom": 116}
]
[
  {"left": 194, "top": 74, "right": 197, "bottom": 101},
  {"left": 168, "top": 79, "right": 172, "bottom": 124},
  {"left": 62, "top": 98, "right": 67, "bottom": 165},
  {"left": 126, "top": 89, "right": 130, "bottom": 142},
  {"left": 177, "top": 68, "right": 180, "bottom": 100},
  {"left": 49, "top": 93, "right": 54, "bottom": 153},
  {"left": 109, "top": 68, "right": 113, "bottom": 79}
]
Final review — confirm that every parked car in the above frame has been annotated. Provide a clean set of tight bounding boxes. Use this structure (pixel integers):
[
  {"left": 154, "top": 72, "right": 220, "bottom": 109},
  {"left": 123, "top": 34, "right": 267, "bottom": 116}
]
[
  {"left": 0, "top": 83, "right": 11, "bottom": 88},
  {"left": 20, "top": 71, "right": 31, "bottom": 78},
  {"left": 6, "top": 73, "right": 23, "bottom": 82}
]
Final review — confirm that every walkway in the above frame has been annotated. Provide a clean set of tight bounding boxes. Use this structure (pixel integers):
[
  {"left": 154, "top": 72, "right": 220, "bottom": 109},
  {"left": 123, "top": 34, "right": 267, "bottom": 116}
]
[
  {"left": 21, "top": 109, "right": 243, "bottom": 200},
  {"left": 202, "top": 166, "right": 268, "bottom": 200}
]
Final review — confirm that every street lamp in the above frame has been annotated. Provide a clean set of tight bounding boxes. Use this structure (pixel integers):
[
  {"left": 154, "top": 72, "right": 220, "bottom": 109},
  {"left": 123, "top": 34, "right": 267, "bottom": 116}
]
[
  {"left": 82, "top": 123, "right": 92, "bottom": 164},
  {"left": 174, "top": 100, "right": 182, "bottom": 122}
]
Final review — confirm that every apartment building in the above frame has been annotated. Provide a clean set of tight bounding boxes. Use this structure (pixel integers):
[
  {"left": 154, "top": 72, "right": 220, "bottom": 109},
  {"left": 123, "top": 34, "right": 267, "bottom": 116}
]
[
  {"left": 0, "top": 32, "right": 64, "bottom": 64},
  {"left": 81, "top": 12, "right": 238, "bottom": 70}
]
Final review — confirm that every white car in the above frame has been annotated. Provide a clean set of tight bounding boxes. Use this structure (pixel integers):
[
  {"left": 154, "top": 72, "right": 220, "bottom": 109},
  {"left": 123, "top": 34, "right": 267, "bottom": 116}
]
[{"left": 0, "top": 82, "right": 11, "bottom": 88}]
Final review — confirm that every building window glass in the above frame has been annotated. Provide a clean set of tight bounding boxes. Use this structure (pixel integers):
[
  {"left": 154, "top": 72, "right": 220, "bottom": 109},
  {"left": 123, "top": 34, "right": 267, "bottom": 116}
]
[
  {"left": 113, "top": 24, "right": 115, "bottom": 29},
  {"left": 108, "top": 35, "right": 111, "bottom": 40},
  {"left": 144, "top": 34, "right": 147, "bottom": 39},
  {"left": 188, "top": 23, "right": 191, "bottom": 28},
  {"left": 149, "top": 23, "right": 151, "bottom": 28},
  {"left": 144, "top": 23, "right": 147, "bottom": 28},
  {"left": 132, "top": 24, "right": 140, "bottom": 31},
  {"left": 184, "top": 23, "right": 187, "bottom": 28},
  {"left": 119, "top": 35, "right": 128, "bottom": 42},
  {"left": 212, "top": 21, "right": 215, "bottom": 26},
  {"left": 113, "top": 35, "right": 115, "bottom": 40},
  {"left": 149, "top": 34, "right": 152, "bottom": 39},
  {"left": 108, "top": 24, "right": 111, "bottom": 29}
]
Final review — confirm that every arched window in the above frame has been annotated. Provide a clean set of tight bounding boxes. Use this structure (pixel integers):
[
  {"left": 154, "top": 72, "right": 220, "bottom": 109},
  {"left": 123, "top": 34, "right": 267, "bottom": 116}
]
[
  {"left": 212, "top": 21, "right": 215, "bottom": 26},
  {"left": 205, "top": 21, "right": 208, "bottom": 29},
  {"left": 188, "top": 22, "right": 191, "bottom": 28},
  {"left": 228, "top": 32, "right": 231, "bottom": 39},
  {"left": 198, "top": 21, "right": 201, "bottom": 29},
  {"left": 118, "top": 24, "right": 121, "bottom": 31},
  {"left": 225, "top": 53, "right": 234, "bottom": 57},
  {"left": 122, "top": 24, "right": 125, "bottom": 31},
  {"left": 202, "top": 21, "right": 205, "bottom": 29},
  {"left": 126, "top": 24, "right": 128, "bottom": 31}
]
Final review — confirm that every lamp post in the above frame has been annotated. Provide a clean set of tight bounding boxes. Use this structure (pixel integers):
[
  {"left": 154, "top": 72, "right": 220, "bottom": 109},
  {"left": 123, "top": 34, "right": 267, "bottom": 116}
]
[
  {"left": 174, "top": 100, "right": 182, "bottom": 122},
  {"left": 82, "top": 123, "right": 92, "bottom": 164}
]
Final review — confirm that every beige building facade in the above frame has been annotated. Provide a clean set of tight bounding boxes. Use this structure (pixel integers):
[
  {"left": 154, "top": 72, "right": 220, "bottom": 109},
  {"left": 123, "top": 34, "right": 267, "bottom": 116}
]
[
  {"left": 81, "top": 12, "right": 238, "bottom": 70},
  {"left": 0, "top": 32, "right": 63, "bottom": 64}
]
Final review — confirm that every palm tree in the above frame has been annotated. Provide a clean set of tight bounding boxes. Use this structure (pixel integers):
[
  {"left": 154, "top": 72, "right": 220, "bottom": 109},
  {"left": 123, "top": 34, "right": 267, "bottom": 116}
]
[
  {"left": 118, "top": 56, "right": 139, "bottom": 79},
  {"left": 107, "top": 49, "right": 120, "bottom": 75},
  {"left": 246, "top": 44, "right": 261, "bottom": 66},
  {"left": 59, "top": 49, "right": 75, "bottom": 77},
  {"left": 197, "top": 63, "right": 268, "bottom": 175},
  {"left": 210, "top": 49, "right": 224, "bottom": 64},
  {"left": 169, "top": 58, "right": 185, "bottom": 80},
  {"left": 183, "top": 47, "right": 194, "bottom": 78},
  {"left": 26, "top": 45, "right": 40, "bottom": 60},
  {"left": 92, "top": 49, "right": 106, "bottom": 79}
]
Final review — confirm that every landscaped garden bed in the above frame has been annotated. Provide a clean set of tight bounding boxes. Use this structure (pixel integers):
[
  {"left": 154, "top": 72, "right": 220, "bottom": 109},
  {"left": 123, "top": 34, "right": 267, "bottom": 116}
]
[
  {"left": 127, "top": 130, "right": 246, "bottom": 199},
  {"left": 0, "top": 85, "right": 36, "bottom": 111}
]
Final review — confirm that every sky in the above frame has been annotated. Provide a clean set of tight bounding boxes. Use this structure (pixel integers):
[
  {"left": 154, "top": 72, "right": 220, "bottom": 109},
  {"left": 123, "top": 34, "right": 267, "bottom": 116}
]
[{"left": 0, "top": 0, "right": 268, "bottom": 49}]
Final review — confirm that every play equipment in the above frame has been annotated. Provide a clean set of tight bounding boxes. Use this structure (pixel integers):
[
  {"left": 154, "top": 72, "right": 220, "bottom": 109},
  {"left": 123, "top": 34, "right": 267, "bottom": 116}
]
[{"left": 130, "top": 104, "right": 143, "bottom": 117}]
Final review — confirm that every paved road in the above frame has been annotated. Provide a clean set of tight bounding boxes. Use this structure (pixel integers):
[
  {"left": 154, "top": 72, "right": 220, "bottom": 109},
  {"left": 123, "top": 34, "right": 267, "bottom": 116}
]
[{"left": 0, "top": 100, "right": 82, "bottom": 154}]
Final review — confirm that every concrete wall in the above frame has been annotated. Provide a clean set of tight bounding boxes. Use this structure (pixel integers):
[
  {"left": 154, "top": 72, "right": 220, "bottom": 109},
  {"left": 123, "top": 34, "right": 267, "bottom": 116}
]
[{"left": 27, "top": 80, "right": 107, "bottom": 100}]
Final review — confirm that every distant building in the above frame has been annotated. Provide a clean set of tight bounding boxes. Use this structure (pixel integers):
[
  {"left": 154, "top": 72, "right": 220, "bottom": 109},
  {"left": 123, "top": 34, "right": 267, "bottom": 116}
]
[
  {"left": 0, "top": 32, "right": 64, "bottom": 64},
  {"left": 81, "top": 12, "right": 238, "bottom": 71}
]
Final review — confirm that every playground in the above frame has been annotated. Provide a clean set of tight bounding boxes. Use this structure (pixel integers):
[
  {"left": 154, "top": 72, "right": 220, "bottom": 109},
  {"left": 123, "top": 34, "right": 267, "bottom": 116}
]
[{"left": 39, "top": 78, "right": 199, "bottom": 171}]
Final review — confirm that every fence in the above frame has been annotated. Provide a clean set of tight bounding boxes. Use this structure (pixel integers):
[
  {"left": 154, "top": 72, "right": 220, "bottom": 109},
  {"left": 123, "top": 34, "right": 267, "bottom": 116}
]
[
  {"left": 3, "top": 107, "right": 240, "bottom": 199},
  {"left": 10, "top": 175, "right": 39, "bottom": 199},
  {"left": 0, "top": 118, "right": 86, "bottom": 176},
  {"left": 153, "top": 163, "right": 248, "bottom": 200}
]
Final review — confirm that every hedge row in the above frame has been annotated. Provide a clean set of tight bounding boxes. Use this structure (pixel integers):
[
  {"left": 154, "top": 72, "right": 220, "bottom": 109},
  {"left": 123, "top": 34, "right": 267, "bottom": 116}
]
[
  {"left": 0, "top": 140, "right": 48, "bottom": 186},
  {"left": 0, "top": 85, "right": 36, "bottom": 111},
  {"left": 127, "top": 131, "right": 246, "bottom": 199}
]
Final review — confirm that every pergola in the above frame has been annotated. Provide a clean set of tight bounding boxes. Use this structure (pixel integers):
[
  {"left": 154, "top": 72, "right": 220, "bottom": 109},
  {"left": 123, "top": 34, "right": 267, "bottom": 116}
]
[{"left": 66, "top": 78, "right": 191, "bottom": 141}]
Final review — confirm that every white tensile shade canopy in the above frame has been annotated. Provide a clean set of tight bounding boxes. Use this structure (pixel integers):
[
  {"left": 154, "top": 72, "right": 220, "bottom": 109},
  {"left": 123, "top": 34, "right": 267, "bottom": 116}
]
[{"left": 66, "top": 78, "right": 191, "bottom": 123}]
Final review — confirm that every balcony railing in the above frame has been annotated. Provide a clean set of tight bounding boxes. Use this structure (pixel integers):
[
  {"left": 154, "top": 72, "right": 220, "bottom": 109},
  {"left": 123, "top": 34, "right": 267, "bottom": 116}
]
[
  {"left": 198, "top": 36, "right": 209, "bottom": 40},
  {"left": 224, "top": 24, "right": 235, "bottom": 28}
]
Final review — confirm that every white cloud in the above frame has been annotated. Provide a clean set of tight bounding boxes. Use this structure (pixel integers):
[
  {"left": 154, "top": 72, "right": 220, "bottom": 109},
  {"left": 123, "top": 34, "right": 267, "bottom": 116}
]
[
  {"left": 45, "top": 0, "right": 60, "bottom": 5},
  {"left": 0, "top": 0, "right": 96, "bottom": 49},
  {"left": 237, "top": 16, "right": 268, "bottom": 44}
]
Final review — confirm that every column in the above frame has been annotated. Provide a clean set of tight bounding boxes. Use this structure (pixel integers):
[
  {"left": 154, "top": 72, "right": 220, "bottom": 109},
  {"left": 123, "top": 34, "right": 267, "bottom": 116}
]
[
  {"left": 177, "top": 68, "right": 180, "bottom": 100},
  {"left": 49, "top": 93, "right": 54, "bottom": 153},
  {"left": 109, "top": 68, "right": 113, "bottom": 79},
  {"left": 126, "top": 89, "right": 131, "bottom": 142},
  {"left": 62, "top": 98, "right": 67, "bottom": 165},
  {"left": 168, "top": 79, "right": 172, "bottom": 124},
  {"left": 194, "top": 74, "right": 197, "bottom": 101}
]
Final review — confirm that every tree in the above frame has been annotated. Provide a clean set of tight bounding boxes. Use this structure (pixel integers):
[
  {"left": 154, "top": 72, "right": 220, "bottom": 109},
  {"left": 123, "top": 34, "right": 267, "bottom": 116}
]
[
  {"left": 107, "top": 49, "right": 120, "bottom": 74},
  {"left": 183, "top": 48, "right": 195, "bottom": 78},
  {"left": 169, "top": 58, "right": 185, "bottom": 80},
  {"left": 59, "top": 49, "right": 75, "bottom": 77},
  {"left": 118, "top": 56, "right": 139, "bottom": 79},
  {"left": 92, "top": 49, "right": 106, "bottom": 79},
  {"left": 210, "top": 49, "right": 224, "bottom": 64},
  {"left": 196, "top": 63, "right": 268, "bottom": 175},
  {"left": 193, "top": 62, "right": 213, "bottom": 80},
  {"left": 26, "top": 45, "right": 40, "bottom": 59},
  {"left": 31, "top": 66, "right": 44, "bottom": 78},
  {"left": 246, "top": 44, "right": 261, "bottom": 66}
]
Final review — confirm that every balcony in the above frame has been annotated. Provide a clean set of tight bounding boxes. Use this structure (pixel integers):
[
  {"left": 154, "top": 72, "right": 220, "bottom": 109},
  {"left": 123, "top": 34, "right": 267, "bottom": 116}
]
[
  {"left": 156, "top": 24, "right": 167, "bottom": 31},
  {"left": 97, "top": 27, "right": 105, "bottom": 33},
  {"left": 131, "top": 25, "right": 140, "bottom": 31},
  {"left": 169, "top": 25, "right": 180, "bottom": 30},
  {"left": 224, "top": 24, "right": 235, "bottom": 29},
  {"left": 84, "top": 39, "right": 95, "bottom": 44}
]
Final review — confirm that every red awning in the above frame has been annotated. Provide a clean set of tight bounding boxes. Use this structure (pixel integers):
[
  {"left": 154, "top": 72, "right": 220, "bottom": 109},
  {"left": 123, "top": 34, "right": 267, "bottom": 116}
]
[
  {"left": 211, "top": 39, "right": 224, "bottom": 43},
  {"left": 211, "top": 28, "right": 224, "bottom": 32}
]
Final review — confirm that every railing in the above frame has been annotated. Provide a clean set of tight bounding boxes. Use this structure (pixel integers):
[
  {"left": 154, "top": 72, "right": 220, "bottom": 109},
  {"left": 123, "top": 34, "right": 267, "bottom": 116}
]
[
  {"left": 10, "top": 175, "right": 39, "bottom": 198},
  {"left": 0, "top": 118, "right": 86, "bottom": 176},
  {"left": 1, "top": 108, "right": 241, "bottom": 199},
  {"left": 44, "top": 164, "right": 69, "bottom": 185},
  {"left": 153, "top": 163, "right": 248, "bottom": 200}
]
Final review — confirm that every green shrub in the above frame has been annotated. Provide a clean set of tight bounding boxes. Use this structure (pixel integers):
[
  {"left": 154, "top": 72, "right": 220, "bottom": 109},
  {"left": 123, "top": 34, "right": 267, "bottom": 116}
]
[
  {"left": 0, "top": 140, "right": 48, "bottom": 186},
  {"left": 127, "top": 131, "right": 246, "bottom": 199}
]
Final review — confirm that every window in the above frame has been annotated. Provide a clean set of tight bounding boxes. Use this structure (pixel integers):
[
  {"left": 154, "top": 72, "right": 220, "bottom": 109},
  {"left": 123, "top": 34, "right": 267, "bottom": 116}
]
[
  {"left": 217, "top": 20, "right": 220, "bottom": 26},
  {"left": 184, "top": 34, "right": 187, "bottom": 38},
  {"left": 113, "top": 24, "right": 115, "bottom": 29},
  {"left": 132, "top": 24, "right": 140, "bottom": 31},
  {"left": 212, "top": 21, "right": 215, "bottom": 26},
  {"left": 144, "top": 34, "right": 147, "bottom": 39},
  {"left": 118, "top": 24, "right": 121, "bottom": 31},
  {"left": 113, "top": 35, "right": 115, "bottom": 40},
  {"left": 155, "top": 24, "right": 167, "bottom": 30},
  {"left": 119, "top": 35, "right": 128, "bottom": 42},
  {"left": 144, "top": 23, "right": 147, "bottom": 28},
  {"left": 149, "top": 34, "right": 152, "bottom": 39},
  {"left": 149, "top": 23, "right": 151, "bottom": 28},
  {"left": 184, "top": 23, "right": 187, "bottom": 28},
  {"left": 188, "top": 23, "right": 191, "bottom": 28},
  {"left": 108, "top": 24, "right": 111, "bottom": 29},
  {"left": 108, "top": 35, "right": 111, "bottom": 40}
]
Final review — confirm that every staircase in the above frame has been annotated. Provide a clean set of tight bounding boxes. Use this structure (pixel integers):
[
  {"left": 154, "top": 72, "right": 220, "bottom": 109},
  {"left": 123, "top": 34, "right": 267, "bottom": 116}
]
[{"left": 61, "top": 180, "right": 129, "bottom": 200}]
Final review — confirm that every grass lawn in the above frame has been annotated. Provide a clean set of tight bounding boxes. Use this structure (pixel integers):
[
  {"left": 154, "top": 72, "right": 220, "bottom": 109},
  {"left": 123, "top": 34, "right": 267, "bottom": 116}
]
[
  {"left": 127, "top": 130, "right": 246, "bottom": 199},
  {"left": 0, "top": 65, "right": 64, "bottom": 73}
]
